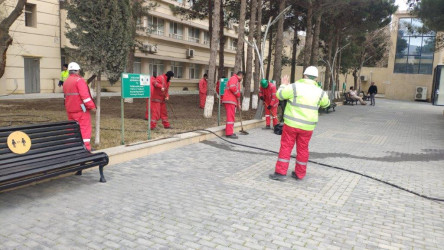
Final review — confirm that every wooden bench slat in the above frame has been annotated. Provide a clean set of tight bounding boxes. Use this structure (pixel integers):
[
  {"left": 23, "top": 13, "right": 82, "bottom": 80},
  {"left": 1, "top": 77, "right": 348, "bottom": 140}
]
[
  {"left": 0, "top": 155, "right": 107, "bottom": 182},
  {"left": 0, "top": 149, "right": 88, "bottom": 172},
  {"left": 0, "top": 144, "right": 86, "bottom": 163}
]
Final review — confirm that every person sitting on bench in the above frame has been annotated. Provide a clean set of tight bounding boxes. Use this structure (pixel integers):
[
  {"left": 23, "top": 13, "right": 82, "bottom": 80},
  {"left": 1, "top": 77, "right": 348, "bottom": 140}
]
[{"left": 349, "top": 86, "right": 367, "bottom": 105}]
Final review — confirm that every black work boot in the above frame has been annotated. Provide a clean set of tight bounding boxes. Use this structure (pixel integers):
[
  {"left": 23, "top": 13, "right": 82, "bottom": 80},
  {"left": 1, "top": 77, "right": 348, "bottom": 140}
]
[
  {"left": 269, "top": 172, "right": 286, "bottom": 181},
  {"left": 291, "top": 171, "right": 300, "bottom": 180},
  {"left": 226, "top": 134, "right": 238, "bottom": 139}
]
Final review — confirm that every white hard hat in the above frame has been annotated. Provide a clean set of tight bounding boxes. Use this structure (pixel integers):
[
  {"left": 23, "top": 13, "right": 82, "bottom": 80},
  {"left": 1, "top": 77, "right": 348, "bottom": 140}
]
[
  {"left": 68, "top": 62, "right": 81, "bottom": 71},
  {"left": 304, "top": 66, "right": 318, "bottom": 78}
]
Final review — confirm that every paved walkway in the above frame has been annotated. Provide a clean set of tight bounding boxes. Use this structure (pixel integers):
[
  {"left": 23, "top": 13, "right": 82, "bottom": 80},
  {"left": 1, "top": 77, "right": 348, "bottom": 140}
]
[{"left": 1, "top": 99, "right": 444, "bottom": 249}]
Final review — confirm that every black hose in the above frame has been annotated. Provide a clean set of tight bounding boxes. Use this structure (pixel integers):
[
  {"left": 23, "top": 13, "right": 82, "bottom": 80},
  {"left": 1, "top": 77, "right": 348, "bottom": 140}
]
[{"left": 188, "top": 129, "right": 444, "bottom": 203}]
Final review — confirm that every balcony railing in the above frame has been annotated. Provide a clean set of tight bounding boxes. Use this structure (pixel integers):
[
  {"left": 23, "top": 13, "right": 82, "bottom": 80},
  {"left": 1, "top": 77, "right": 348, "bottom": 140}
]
[
  {"left": 229, "top": 45, "right": 237, "bottom": 51},
  {"left": 188, "top": 37, "right": 200, "bottom": 43},
  {"left": 169, "top": 33, "right": 183, "bottom": 40},
  {"left": 150, "top": 29, "right": 165, "bottom": 36},
  {"left": 203, "top": 40, "right": 210, "bottom": 45}
]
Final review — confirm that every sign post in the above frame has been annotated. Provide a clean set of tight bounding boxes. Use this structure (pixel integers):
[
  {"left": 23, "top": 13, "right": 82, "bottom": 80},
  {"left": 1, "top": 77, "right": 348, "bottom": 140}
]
[
  {"left": 121, "top": 73, "right": 151, "bottom": 145},
  {"left": 218, "top": 78, "right": 228, "bottom": 126}
]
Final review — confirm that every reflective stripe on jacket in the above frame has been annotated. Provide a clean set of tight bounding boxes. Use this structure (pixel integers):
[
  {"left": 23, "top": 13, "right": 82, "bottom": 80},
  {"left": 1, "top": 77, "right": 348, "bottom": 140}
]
[
  {"left": 63, "top": 74, "right": 96, "bottom": 113},
  {"left": 277, "top": 78, "right": 330, "bottom": 131},
  {"left": 259, "top": 82, "right": 278, "bottom": 107},
  {"left": 222, "top": 74, "right": 241, "bottom": 105}
]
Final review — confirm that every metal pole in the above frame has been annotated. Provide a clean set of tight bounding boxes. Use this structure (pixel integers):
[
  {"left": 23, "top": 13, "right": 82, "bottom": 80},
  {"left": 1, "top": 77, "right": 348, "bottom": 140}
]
[
  {"left": 218, "top": 94, "right": 221, "bottom": 126},
  {"left": 148, "top": 98, "right": 151, "bottom": 140},
  {"left": 121, "top": 97, "right": 124, "bottom": 145}
]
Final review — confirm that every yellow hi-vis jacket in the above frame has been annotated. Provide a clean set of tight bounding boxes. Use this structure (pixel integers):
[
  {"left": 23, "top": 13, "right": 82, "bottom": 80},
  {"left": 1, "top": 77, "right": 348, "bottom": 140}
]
[
  {"left": 60, "top": 70, "right": 69, "bottom": 82},
  {"left": 277, "top": 78, "right": 330, "bottom": 131}
]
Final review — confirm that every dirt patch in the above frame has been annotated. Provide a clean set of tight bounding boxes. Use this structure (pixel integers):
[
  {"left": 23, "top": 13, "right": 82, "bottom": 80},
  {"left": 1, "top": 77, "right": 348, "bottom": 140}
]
[{"left": 0, "top": 95, "right": 259, "bottom": 149}]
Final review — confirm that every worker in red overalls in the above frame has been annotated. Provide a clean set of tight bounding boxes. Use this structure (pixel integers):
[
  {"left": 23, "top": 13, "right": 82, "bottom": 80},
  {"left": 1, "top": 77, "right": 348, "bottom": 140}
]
[
  {"left": 63, "top": 62, "right": 96, "bottom": 151},
  {"left": 259, "top": 79, "right": 279, "bottom": 129},
  {"left": 145, "top": 73, "right": 157, "bottom": 120},
  {"left": 151, "top": 71, "right": 174, "bottom": 129},
  {"left": 198, "top": 73, "right": 208, "bottom": 109},
  {"left": 222, "top": 71, "right": 243, "bottom": 139}
]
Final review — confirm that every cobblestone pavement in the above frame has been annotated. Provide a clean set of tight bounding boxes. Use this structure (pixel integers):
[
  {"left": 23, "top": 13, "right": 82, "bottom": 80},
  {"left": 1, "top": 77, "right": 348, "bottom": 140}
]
[{"left": 1, "top": 99, "right": 444, "bottom": 249}]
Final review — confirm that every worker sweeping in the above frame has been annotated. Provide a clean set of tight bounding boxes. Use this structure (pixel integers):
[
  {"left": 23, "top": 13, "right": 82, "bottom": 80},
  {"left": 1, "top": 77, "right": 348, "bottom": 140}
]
[
  {"left": 222, "top": 71, "right": 244, "bottom": 139},
  {"left": 198, "top": 73, "right": 208, "bottom": 109},
  {"left": 269, "top": 66, "right": 330, "bottom": 181},
  {"left": 145, "top": 73, "right": 157, "bottom": 120},
  {"left": 63, "top": 62, "right": 96, "bottom": 151},
  {"left": 150, "top": 71, "right": 174, "bottom": 129},
  {"left": 259, "top": 79, "right": 279, "bottom": 129}
]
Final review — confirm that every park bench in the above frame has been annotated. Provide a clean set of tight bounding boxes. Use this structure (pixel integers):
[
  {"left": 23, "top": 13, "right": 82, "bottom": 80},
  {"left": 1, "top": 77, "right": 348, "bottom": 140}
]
[
  {"left": 342, "top": 92, "right": 358, "bottom": 105},
  {"left": 0, "top": 121, "right": 109, "bottom": 191}
]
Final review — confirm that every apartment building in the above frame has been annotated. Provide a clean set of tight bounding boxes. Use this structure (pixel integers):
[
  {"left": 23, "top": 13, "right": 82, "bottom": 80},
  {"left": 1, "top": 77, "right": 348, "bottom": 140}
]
[
  {"left": 131, "top": 0, "right": 239, "bottom": 91},
  {"left": 0, "top": 0, "right": 240, "bottom": 95},
  {"left": 0, "top": 0, "right": 62, "bottom": 95}
]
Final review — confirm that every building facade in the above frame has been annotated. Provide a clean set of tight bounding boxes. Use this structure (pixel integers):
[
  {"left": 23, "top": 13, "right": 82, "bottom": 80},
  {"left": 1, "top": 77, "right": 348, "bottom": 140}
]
[
  {"left": 0, "top": 0, "right": 239, "bottom": 95},
  {"left": 0, "top": 0, "right": 62, "bottom": 95}
]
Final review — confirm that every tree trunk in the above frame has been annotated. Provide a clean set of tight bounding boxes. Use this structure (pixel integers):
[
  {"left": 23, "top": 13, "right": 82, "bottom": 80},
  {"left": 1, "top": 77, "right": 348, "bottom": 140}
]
[
  {"left": 208, "top": 0, "right": 213, "bottom": 47},
  {"left": 302, "top": 0, "right": 313, "bottom": 71},
  {"left": 272, "top": 0, "right": 285, "bottom": 86},
  {"left": 204, "top": 0, "right": 220, "bottom": 118},
  {"left": 218, "top": 0, "right": 225, "bottom": 79},
  {"left": 290, "top": 26, "right": 299, "bottom": 83},
  {"left": 310, "top": 12, "right": 322, "bottom": 66},
  {"left": 243, "top": 0, "right": 257, "bottom": 111},
  {"left": 0, "top": 0, "right": 27, "bottom": 78},
  {"left": 252, "top": 0, "right": 263, "bottom": 110},
  {"left": 324, "top": 37, "right": 333, "bottom": 91},
  {"left": 94, "top": 79, "right": 101, "bottom": 146},
  {"left": 266, "top": 27, "right": 273, "bottom": 79},
  {"left": 233, "top": 0, "right": 246, "bottom": 73},
  {"left": 352, "top": 69, "right": 358, "bottom": 90}
]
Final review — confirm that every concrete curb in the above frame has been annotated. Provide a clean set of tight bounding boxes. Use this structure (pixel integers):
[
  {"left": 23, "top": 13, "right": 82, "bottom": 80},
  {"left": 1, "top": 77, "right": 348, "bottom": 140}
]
[{"left": 97, "top": 118, "right": 265, "bottom": 166}]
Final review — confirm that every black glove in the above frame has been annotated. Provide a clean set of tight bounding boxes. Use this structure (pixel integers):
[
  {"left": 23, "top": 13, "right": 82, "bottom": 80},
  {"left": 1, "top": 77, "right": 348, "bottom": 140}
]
[
  {"left": 260, "top": 96, "right": 264, "bottom": 101},
  {"left": 58, "top": 81, "right": 64, "bottom": 87},
  {"left": 267, "top": 105, "right": 272, "bottom": 110}
]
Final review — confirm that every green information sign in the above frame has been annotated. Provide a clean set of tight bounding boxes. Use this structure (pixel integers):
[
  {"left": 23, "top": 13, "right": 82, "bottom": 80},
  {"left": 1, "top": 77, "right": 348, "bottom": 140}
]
[
  {"left": 121, "top": 73, "right": 151, "bottom": 98},
  {"left": 219, "top": 78, "right": 228, "bottom": 95}
]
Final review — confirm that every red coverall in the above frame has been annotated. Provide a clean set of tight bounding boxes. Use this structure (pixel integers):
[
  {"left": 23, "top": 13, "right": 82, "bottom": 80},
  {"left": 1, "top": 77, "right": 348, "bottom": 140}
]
[
  {"left": 259, "top": 82, "right": 279, "bottom": 127},
  {"left": 199, "top": 77, "right": 207, "bottom": 109},
  {"left": 145, "top": 76, "right": 157, "bottom": 120},
  {"left": 63, "top": 74, "right": 96, "bottom": 151},
  {"left": 222, "top": 74, "right": 241, "bottom": 136},
  {"left": 150, "top": 74, "right": 171, "bottom": 129}
]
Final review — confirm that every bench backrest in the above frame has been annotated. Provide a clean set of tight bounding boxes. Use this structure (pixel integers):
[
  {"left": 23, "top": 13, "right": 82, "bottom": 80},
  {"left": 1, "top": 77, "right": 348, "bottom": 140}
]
[{"left": 0, "top": 121, "right": 86, "bottom": 166}]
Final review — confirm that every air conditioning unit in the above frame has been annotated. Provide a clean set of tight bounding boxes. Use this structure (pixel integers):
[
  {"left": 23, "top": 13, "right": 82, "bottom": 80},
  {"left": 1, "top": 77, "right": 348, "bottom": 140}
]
[
  {"left": 415, "top": 86, "right": 427, "bottom": 101},
  {"left": 142, "top": 43, "right": 150, "bottom": 51},
  {"left": 186, "top": 49, "right": 194, "bottom": 58},
  {"left": 149, "top": 45, "right": 158, "bottom": 53},
  {"left": 360, "top": 75, "right": 368, "bottom": 81}
]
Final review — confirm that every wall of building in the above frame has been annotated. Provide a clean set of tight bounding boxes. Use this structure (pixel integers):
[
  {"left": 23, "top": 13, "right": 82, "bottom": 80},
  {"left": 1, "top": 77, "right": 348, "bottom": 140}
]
[{"left": 0, "top": 0, "right": 61, "bottom": 95}]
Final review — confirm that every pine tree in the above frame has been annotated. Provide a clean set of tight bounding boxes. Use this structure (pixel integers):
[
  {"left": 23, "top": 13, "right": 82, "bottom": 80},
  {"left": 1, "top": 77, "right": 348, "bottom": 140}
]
[{"left": 65, "top": 0, "right": 133, "bottom": 146}]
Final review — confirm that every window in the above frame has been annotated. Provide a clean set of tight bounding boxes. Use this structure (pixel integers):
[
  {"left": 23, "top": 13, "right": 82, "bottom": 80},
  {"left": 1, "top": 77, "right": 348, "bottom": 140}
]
[
  {"left": 203, "top": 32, "right": 210, "bottom": 45},
  {"left": 188, "top": 27, "right": 200, "bottom": 43},
  {"left": 169, "top": 22, "right": 183, "bottom": 40},
  {"left": 394, "top": 18, "right": 436, "bottom": 75},
  {"left": 149, "top": 59, "right": 164, "bottom": 77},
  {"left": 189, "top": 64, "right": 200, "bottom": 79},
  {"left": 147, "top": 16, "right": 164, "bottom": 36},
  {"left": 229, "top": 39, "right": 237, "bottom": 50},
  {"left": 25, "top": 4, "right": 36, "bottom": 27},
  {"left": 133, "top": 58, "right": 141, "bottom": 74},
  {"left": 171, "top": 61, "right": 183, "bottom": 79}
]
